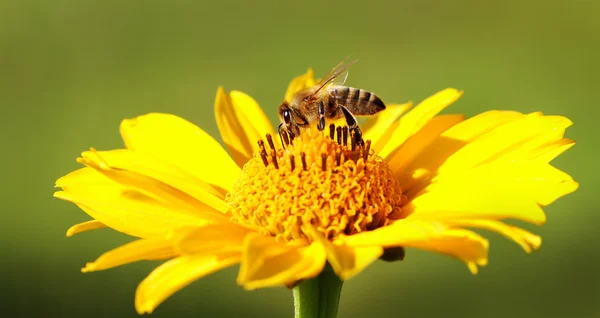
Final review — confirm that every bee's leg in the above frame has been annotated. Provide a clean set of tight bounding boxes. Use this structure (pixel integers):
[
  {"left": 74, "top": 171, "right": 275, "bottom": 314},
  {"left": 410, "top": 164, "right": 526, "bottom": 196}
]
[
  {"left": 277, "top": 123, "right": 287, "bottom": 149},
  {"left": 318, "top": 101, "right": 326, "bottom": 131},
  {"left": 340, "top": 106, "right": 364, "bottom": 145}
]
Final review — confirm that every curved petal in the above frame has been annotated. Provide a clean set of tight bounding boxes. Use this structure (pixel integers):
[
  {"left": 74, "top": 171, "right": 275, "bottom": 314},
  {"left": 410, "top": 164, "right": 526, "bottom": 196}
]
[
  {"left": 394, "top": 110, "right": 528, "bottom": 198},
  {"left": 304, "top": 225, "right": 382, "bottom": 280},
  {"left": 82, "top": 236, "right": 178, "bottom": 273},
  {"left": 66, "top": 220, "right": 106, "bottom": 237},
  {"left": 323, "top": 243, "right": 382, "bottom": 280},
  {"left": 120, "top": 113, "right": 239, "bottom": 194},
  {"left": 363, "top": 102, "right": 413, "bottom": 151},
  {"left": 135, "top": 253, "right": 241, "bottom": 314},
  {"left": 535, "top": 138, "right": 575, "bottom": 163},
  {"left": 237, "top": 233, "right": 325, "bottom": 289},
  {"left": 82, "top": 149, "right": 226, "bottom": 212},
  {"left": 284, "top": 68, "right": 316, "bottom": 103},
  {"left": 55, "top": 167, "right": 208, "bottom": 238},
  {"left": 342, "top": 219, "right": 488, "bottom": 274},
  {"left": 438, "top": 161, "right": 578, "bottom": 207},
  {"left": 215, "top": 87, "right": 276, "bottom": 167},
  {"left": 446, "top": 219, "right": 541, "bottom": 253},
  {"left": 407, "top": 161, "right": 579, "bottom": 225},
  {"left": 175, "top": 222, "right": 253, "bottom": 255},
  {"left": 387, "top": 114, "right": 465, "bottom": 177},
  {"left": 76, "top": 149, "right": 229, "bottom": 223},
  {"left": 378, "top": 88, "right": 463, "bottom": 158},
  {"left": 437, "top": 114, "right": 573, "bottom": 176}
]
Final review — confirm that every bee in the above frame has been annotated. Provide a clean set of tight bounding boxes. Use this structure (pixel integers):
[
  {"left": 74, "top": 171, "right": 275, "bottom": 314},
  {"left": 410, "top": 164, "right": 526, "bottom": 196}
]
[{"left": 277, "top": 59, "right": 386, "bottom": 145}]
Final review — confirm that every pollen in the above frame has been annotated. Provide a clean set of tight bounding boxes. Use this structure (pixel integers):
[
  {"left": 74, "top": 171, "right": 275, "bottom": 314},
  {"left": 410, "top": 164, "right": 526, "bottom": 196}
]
[{"left": 226, "top": 124, "right": 406, "bottom": 242}]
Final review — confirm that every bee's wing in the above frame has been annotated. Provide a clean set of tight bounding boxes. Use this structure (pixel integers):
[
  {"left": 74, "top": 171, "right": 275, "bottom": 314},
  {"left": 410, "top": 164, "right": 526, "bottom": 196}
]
[{"left": 312, "top": 58, "right": 358, "bottom": 96}]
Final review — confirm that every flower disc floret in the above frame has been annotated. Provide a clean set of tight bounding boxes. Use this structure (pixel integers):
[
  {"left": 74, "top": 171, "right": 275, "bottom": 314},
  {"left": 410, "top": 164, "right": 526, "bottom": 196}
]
[{"left": 226, "top": 126, "right": 406, "bottom": 242}]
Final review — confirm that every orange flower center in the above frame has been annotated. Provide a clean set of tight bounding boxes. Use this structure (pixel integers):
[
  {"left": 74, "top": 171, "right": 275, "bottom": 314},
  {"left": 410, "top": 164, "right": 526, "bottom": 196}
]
[{"left": 226, "top": 125, "right": 406, "bottom": 242}]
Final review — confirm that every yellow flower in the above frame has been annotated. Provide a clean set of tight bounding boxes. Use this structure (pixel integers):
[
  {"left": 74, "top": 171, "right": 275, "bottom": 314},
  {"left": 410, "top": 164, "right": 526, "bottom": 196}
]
[{"left": 55, "top": 68, "right": 578, "bottom": 314}]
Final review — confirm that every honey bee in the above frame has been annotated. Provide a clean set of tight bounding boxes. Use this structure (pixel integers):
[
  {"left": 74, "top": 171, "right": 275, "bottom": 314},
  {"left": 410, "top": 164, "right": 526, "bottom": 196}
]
[{"left": 278, "top": 59, "right": 386, "bottom": 145}]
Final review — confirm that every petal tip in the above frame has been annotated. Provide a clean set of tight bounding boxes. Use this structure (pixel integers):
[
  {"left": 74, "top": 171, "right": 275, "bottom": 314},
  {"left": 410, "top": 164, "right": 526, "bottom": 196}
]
[
  {"left": 81, "top": 263, "right": 95, "bottom": 273},
  {"left": 135, "top": 302, "right": 155, "bottom": 315},
  {"left": 468, "top": 262, "right": 479, "bottom": 275}
]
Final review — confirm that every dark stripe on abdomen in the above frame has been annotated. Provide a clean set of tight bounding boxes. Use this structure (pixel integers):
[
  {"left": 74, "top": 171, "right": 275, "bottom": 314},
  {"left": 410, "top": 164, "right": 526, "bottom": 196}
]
[
  {"left": 360, "top": 91, "right": 371, "bottom": 108},
  {"left": 348, "top": 88, "right": 360, "bottom": 104},
  {"left": 337, "top": 86, "right": 350, "bottom": 102}
]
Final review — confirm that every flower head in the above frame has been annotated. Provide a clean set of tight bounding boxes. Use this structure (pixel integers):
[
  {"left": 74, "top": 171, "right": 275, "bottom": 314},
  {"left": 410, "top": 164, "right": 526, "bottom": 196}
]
[{"left": 55, "top": 68, "right": 578, "bottom": 314}]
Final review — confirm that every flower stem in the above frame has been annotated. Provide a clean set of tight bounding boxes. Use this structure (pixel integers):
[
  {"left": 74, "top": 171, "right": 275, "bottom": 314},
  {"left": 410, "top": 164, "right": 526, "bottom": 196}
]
[{"left": 293, "top": 268, "right": 344, "bottom": 318}]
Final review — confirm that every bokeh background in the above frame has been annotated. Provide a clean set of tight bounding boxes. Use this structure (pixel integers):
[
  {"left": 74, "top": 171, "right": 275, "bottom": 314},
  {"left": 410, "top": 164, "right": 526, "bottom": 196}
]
[{"left": 2, "top": 0, "right": 598, "bottom": 317}]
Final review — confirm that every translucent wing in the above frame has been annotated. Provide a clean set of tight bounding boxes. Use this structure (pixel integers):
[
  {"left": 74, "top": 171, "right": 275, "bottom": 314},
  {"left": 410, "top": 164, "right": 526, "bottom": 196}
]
[{"left": 311, "top": 58, "right": 358, "bottom": 97}]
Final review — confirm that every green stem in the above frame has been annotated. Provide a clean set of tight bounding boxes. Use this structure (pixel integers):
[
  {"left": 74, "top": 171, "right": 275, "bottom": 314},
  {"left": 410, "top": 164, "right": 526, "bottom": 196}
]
[
  {"left": 317, "top": 269, "right": 343, "bottom": 318},
  {"left": 293, "top": 268, "right": 344, "bottom": 318}
]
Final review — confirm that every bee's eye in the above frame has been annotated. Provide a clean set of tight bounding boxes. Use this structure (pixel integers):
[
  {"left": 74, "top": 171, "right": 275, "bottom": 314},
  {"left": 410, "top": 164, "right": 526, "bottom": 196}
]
[{"left": 283, "top": 109, "right": 292, "bottom": 124}]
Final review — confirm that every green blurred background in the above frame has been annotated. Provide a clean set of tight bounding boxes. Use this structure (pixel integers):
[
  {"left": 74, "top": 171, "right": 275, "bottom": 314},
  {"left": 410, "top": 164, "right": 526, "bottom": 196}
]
[{"left": 2, "top": 0, "right": 598, "bottom": 317}]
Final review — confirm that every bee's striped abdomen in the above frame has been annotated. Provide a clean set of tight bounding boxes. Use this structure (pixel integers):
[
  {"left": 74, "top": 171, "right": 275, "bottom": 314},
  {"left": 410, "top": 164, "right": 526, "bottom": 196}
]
[{"left": 331, "top": 85, "right": 386, "bottom": 116}]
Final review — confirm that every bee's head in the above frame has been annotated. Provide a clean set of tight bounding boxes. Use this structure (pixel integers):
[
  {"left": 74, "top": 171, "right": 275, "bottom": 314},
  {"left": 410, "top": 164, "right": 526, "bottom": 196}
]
[{"left": 278, "top": 102, "right": 300, "bottom": 138}]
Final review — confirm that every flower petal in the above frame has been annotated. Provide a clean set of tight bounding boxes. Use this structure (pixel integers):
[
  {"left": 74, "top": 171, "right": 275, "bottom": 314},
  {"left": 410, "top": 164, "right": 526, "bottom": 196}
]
[
  {"left": 408, "top": 161, "right": 579, "bottom": 225},
  {"left": 363, "top": 102, "right": 413, "bottom": 152},
  {"left": 77, "top": 149, "right": 229, "bottom": 223},
  {"left": 378, "top": 88, "right": 463, "bottom": 158},
  {"left": 305, "top": 225, "right": 382, "bottom": 280},
  {"left": 82, "top": 236, "right": 178, "bottom": 273},
  {"left": 437, "top": 114, "right": 572, "bottom": 176},
  {"left": 135, "top": 253, "right": 241, "bottom": 314},
  {"left": 446, "top": 219, "right": 541, "bottom": 253},
  {"left": 55, "top": 167, "right": 208, "bottom": 238},
  {"left": 83, "top": 149, "right": 226, "bottom": 212},
  {"left": 394, "top": 110, "right": 528, "bottom": 198},
  {"left": 342, "top": 219, "right": 488, "bottom": 274},
  {"left": 120, "top": 113, "right": 240, "bottom": 194},
  {"left": 66, "top": 220, "right": 106, "bottom": 237},
  {"left": 325, "top": 243, "right": 383, "bottom": 280},
  {"left": 237, "top": 233, "right": 326, "bottom": 289},
  {"left": 284, "top": 68, "right": 316, "bottom": 103},
  {"left": 215, "top": 87, "right": 275, "bottom": 167},
  {"left": 175, "top": 222, "right": 253, "bottom": 255},
  {"left": 387, "top": 114, "right": 465, "bottom": 176},
  {"left": 535, "top": 138, "right": 575, "bottom": 163}
]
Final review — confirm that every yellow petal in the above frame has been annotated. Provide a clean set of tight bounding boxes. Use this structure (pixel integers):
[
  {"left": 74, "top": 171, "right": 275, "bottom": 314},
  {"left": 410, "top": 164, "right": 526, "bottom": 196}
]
[
  {"left": 66, "top": 220, "right": 106, "bottom": 237},
  {"left": 82, "top": 236, "right": 178, "bottom": 273},
  {"left": 175, "top": 222, "right": 253, "bottom": 255},
  {"left": 77, "top": 149, "right": 228, "bottom": 223},
  {"left": 378, "top": 88, "right": 463, "bottom": 158},
  {"left": 409, "top": 161, "right": 579, "bottom": 225},
  {"left": 304, "top": 225, "right": 382, "bottom": 280},
  {"left": 387, "top": 114, "right": 465, "bottom": 176},
  {"left": 55, "top": 167, "right": 207, "bottom": 238},
  {"left": 215, "top": 87, "right": 276, "bottom": 167},
  {"left": 342, "top": 219, "right": 488, "bottom": 274},
  {"left": 135, "top": 253, "right": 241, "bottom": 314},
  {"left": 394, "top": 111, "right": 531, "bottom": 199},
  {"left": 446, "top": 219, "right": 541, "bottom": 253},
  {"left": 438, "top": 115, "right": 572, "bottom": 176},
  {"left": 83, "top": 149, "right": 226, "bottom": 212},
  {"left": 363, "top": 102, "right": 413, "bottom": 152},
  {"left": 237, "top": 233, "right": 326, "bottom": 289},
  {"left": 408, "top": 187, "right": 546, "bottom": 225},
  {"left": 284, "top": 68, "right": 316, "bottom": 103},
  {"left": 534, "top": 138, "right": 575, "bottom": 163},
  {"left": 326, "top": 243, "right": 383, "bottom": 280},
  {"left": 120, "top": 113, "right": 239, "bottom": 195},
  {"left": 443, "top": 110, "right": 526, "bottom": 141},
  {"left": 443, "top": 161, "right": 577, "bottom": 206}
]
